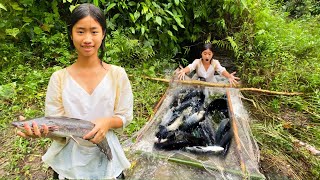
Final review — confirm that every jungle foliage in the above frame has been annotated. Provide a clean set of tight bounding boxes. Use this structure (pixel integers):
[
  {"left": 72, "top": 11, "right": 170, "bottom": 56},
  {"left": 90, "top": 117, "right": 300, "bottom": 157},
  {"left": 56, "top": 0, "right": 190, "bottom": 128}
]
[{"left": 0, "top": 0, "right": 319, "bottom": 179}]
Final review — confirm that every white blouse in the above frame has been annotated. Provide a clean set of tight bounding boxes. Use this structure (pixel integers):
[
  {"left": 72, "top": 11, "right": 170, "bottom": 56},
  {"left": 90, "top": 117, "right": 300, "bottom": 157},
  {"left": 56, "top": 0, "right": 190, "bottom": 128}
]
[
  {"left": 187, "top": 58, "right": 226, "bottom": 82},
  {"left": 42, "top": 65, "right": 133, "bottom": 179}
]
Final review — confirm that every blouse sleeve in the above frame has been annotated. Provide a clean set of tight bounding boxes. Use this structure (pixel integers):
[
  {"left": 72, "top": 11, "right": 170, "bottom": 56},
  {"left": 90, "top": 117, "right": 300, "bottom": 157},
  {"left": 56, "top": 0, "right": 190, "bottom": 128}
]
[
  {"left": 45, "top": 70, "right": 65, "bottom": 117},
  {"left": 213, "top": 59, "right": 226, "bottom": 75},
  {"left": 113, "top": 67, "right": 133, "bottom": 130},
  {"left": 187, "top": 59, "right": 201, "bottom": 72}
]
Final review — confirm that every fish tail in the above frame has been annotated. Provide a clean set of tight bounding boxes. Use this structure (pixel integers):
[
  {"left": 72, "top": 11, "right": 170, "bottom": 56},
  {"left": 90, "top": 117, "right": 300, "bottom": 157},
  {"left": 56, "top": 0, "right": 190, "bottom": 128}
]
[{"left": 97, "top": 139, "right": 113, "bottom": 161}]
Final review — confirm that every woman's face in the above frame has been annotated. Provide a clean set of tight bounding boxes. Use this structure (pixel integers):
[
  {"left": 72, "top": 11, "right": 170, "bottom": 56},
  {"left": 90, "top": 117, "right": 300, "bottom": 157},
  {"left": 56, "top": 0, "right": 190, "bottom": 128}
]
[
  {"left": 71, "top": 16, "right": 104, "bottom": 58},
  {"left": 201, "top": 49, "right": 213, "bottom": 62}
]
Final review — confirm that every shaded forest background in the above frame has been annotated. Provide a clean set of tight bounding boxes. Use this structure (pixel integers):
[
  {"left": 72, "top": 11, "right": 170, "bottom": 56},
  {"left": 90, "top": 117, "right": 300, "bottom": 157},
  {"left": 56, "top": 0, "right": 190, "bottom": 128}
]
[{"left": 0, "top": 0, "right": 319, "bottom": 179}]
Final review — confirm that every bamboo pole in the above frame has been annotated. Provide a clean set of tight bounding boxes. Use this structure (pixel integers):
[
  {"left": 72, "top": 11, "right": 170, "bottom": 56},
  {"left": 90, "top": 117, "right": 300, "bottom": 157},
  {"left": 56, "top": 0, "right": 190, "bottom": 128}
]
[
  {"left": 134, "top": 151, "right": 265, "bottom": 179},
  {"left": 139, "top": 76, "right": 303, "bottom": 96},
  {"left": 226, "top": 89, "right": 247, "bottom": 179}
]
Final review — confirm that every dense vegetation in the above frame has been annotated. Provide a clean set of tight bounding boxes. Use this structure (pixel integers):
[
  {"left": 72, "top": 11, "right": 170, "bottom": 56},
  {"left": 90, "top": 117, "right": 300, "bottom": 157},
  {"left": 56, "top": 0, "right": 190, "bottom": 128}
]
[{"left": 0, "top": 0, "right": 319, "bottom": 179}]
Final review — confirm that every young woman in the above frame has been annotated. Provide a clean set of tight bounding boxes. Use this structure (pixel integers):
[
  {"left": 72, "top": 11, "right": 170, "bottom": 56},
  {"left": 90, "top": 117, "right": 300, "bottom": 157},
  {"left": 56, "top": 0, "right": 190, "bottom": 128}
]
[
  {"left": 16, "top": 3, "right": 133, "bottom": 179},
  {"left": 177, "top": 43, "right": 240, "bottom": 86}
]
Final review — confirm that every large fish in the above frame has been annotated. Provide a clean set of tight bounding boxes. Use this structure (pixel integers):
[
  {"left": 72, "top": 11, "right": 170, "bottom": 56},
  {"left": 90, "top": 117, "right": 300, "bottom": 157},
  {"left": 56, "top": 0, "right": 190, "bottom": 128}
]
[
  {"left": 12, "top": 116, "right": 113, "bottom": 160},
  {"left": 154, "top": 130, "right": 206, "bottom": 150},
  {"left": 179, "top": 111, "right": 206, "bottom": 132}
]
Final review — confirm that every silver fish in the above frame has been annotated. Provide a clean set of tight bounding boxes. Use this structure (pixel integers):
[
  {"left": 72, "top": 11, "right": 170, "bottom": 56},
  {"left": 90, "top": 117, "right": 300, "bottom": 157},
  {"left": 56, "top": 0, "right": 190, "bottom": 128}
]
[
  {"left": 12, "top": 116, "right": 112, "bottom": 160},
  {"left": 185, "top": 145, "right": 224, "bottom": 153}
]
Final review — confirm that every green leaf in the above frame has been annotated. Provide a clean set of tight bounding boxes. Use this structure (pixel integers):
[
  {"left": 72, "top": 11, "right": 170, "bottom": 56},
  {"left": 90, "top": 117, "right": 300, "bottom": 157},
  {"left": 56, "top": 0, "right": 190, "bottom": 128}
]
[
  {"left": 141, "top": 26, "right": 145, "bottom": 35},
  {"left": 165, "top": 10, "right": 174, "bottom": 17},
  {"left": 69, "top": 5, "right": 78, "bottom": 12},
  {"left": 174, "top": 0, "right": 179, "bottom": 6},
  {"left": 0, "top": 3, "right": 7, "bottom": 11},
  {"left": 142, "top": 5, "right": 148, "bottom": 14},
  {"left": 134, "top": 11, "right": 140, "bottom": 21},
  {"left": 5, "top": 28, "right": 20, "bottom": 38},
  {"left": 22, "top": 17, "right": 33, "bottom": 23},
  {"left": 128, "top": 1, "right": 136, "bottom": 6},
  {"left": 11, "top": 2, "right": 23, "bottom": 11},
  {"left": 33, "top": 27, "right": 43, "bottom": 35},
  {"left": 93, "top": 0, "right": 99, "bottom": 7},
  {"left": 172, "top": 25, "right": 178, "bottom": 31},
  {"left": 129, "top": 13, "right": 135, "bottom": 22},
  {"left": 112, "top": 13, "right": 120, "bottom": 21},
  {"left": 129, "top": 27, "right": 135, "bottom": 34},
  {"left": 155, "top": 16, "right": 162, "bottom": 26},
  {"left": 106, "top": 3, "right": 116, "bottom": 12},
  {"left": 175, "top": 18, "right": 185, "bottom": 28},
  {"left": 146, "top": 13, "right": 153, "bottom": 22},
  {"left": 167, "top": 30, "right": 173, "bottom": 37}
]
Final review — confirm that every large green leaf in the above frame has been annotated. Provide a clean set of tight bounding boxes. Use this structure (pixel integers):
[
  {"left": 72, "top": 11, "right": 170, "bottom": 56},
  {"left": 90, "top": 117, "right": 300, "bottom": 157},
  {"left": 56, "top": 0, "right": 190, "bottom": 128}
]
[
  {"left": 155, "top": 16, "right": 162, "bottom": 26},
  {"left": 0, "top": 3, "right": 7, "bottom": 11},
  {"left": 11, "top": 2, "right": 23, "bottom": 11},
  {"left": 106, "top": 3, "right": 117, "bottom": 12},
  {"left": 93, "top": 0, "right": 99, "bottom": 7},
  {"left": 5, "top": 28, "right": 20, "bottom": 38},
  {"left": 134, "top": 11, "right": 141, "bottom": 20},
  {"left": 146, "top": 13, "right": 153, "bottom": 21}
]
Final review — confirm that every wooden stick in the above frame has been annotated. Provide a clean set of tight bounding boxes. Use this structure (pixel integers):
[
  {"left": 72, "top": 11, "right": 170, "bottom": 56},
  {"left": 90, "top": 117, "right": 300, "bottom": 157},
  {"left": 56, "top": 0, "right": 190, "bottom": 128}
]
[
  {"left": 226, "top": 89, "right": 248, "bottom": 178},
  {"left": 141, "top": 76, "right": 233, "bottom": 88},
  {"left": 139, "top": 76, "right": 303, "bottom": 96},
  {"left": 293, "top": 138, "right": 320, "bottom": 156},
  {"left": 239, "top": 88, "right": 303, "bottom": 96}
]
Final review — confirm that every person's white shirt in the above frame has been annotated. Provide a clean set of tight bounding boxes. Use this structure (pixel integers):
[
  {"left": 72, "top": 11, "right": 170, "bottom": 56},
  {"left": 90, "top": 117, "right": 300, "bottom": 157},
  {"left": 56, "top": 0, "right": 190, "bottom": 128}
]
[
  {"left": 187, "top": 58, "right": 226, "bottom": 82},
  {"left": 42, "top": 65, "right": 133, "bottom": 179}
]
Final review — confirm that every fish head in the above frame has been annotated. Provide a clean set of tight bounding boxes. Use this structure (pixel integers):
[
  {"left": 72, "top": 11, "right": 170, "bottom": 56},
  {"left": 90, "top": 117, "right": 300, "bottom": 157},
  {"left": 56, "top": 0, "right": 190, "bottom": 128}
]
[
  {"left": 11, "top": 121, "right": 27, "bottom": 129},
  {"left": 11, "top": 118, "right": 59, "bottom": 131}
]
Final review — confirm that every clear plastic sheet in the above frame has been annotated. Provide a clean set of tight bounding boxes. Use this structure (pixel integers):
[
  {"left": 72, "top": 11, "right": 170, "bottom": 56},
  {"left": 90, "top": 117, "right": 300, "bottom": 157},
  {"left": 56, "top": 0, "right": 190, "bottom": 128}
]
[{"left": 124, "top": 80, "right": 265, "bottom": 180}]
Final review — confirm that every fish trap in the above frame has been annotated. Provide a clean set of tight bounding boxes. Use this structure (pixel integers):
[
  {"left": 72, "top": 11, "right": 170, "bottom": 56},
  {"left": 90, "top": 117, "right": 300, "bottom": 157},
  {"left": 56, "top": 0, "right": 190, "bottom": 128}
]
[{"left": 124, "top": 82, "right": 265, "bottom": 180}]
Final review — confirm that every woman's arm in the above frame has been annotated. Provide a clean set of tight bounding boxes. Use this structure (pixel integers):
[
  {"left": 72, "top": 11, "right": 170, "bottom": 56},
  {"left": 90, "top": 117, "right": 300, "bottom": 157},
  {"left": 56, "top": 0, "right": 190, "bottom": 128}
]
[
  {"left": 178, "top": 66, "right": 191, "bottom": 80},
  {"left": 222, "top": 70, "right": 240, "bottom": 87},
  {"left": 177, "top": 59, "right": 200, "bottom": 80},
  {"left": 83, "top": 116, "right": 123, "bottom": 144},
  {"left": 213, "top": 60, "right": 240, "bottom": 86}
]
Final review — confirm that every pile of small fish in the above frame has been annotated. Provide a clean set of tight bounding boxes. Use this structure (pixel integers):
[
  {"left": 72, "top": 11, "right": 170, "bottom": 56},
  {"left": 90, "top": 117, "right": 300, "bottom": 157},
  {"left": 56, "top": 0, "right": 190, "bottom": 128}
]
[{"left": 154, "top": 88, "right": 233, "bottom": 156}]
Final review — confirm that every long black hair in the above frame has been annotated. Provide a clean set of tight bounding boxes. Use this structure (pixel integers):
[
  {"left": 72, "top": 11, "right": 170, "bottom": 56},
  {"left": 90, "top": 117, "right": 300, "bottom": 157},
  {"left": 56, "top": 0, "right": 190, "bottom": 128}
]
[{"left": 67, "top": 3, "right": 106, "bottom": 61}]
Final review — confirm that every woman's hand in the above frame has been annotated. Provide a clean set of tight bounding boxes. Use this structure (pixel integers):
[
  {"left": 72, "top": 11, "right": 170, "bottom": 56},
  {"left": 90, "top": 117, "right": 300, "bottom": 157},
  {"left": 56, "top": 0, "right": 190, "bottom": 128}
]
[
  {"left": 228, "top": 72, "right": 240, "bottom": 87},
  {"left": 177, "top": 69, "right": 186, "bottom": 80},
  {"left": 16, "top": 116, "right": 49, "bottom": 138},
  {"left": 83, "top": 118, "right": 112, "bottom": 144}
]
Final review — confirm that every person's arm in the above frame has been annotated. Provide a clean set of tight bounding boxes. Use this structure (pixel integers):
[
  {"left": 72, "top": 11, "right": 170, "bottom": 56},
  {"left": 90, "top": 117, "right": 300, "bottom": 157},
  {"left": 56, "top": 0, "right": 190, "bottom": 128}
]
[
  {"left": 178, "top": 66, "right": 191, "bottom": 80},
  {"left": 84, "top": 67, "right": 133, "bottom": 144},
  {"left": 222, "top": 70, "right": 240, "bottom": 87},
  {"left": 177, "top": 59, "right": 199, "bottom": 80},
  {"left": 16, "top": 71, "right": 64, "bottom": 140},
  {"left": 214, "top": 60, "right": 240, "bottom": 87},
  {"left": 83, "top": 116, "right": 124, "bottom": 144}
]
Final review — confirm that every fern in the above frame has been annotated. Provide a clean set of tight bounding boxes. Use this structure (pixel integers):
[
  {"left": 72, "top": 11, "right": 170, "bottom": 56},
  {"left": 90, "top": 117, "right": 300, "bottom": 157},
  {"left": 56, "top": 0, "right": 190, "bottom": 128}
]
[{"left": 105, "top": 30, "right": 155, "bottom": 66}]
